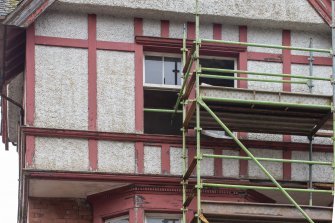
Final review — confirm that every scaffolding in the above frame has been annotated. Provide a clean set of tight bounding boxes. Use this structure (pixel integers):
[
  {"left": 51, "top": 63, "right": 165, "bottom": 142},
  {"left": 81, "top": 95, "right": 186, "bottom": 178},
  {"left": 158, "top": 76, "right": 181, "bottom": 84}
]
[{"left": 145, "top": 0, "right": 335, "bottom": 222}]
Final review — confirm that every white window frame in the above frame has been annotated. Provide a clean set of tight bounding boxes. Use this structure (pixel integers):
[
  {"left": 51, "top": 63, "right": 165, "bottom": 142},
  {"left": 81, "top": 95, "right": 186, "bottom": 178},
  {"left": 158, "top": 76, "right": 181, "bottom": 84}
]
[
  {"left": 105, "top": 215, "right": 129, "bottom": 223},
  {"left": 143, "top": 52, "right": 183, "bottom": 88},
  {"left": 143, "top": 53, "right": 237, "bottom": 89},
  {"left": 145, "top": 213, "right": 182, "bottom": 223}
]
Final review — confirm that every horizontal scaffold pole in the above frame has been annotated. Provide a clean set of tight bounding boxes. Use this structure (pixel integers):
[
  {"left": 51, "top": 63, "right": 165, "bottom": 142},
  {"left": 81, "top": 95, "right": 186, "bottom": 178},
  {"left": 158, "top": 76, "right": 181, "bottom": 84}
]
[
  {"left": 200, "top": 74, "right": 308, "bottom": 85},
  {"left": 201, "top": 68, "right": 332, "bottom": 81},
  {"left": 201, "top": 39, "right": 331, "bottom": 54},
  {"left": 202, "top": 154, "right": 332, "bottom": 165},
  {"left": 144, "top": 108, "right": 183, "bottom": 113},
  {"left": 202, "top": 183, "right": 333, "bottom": 194},
  {"left": 198, "top": 99, "right": 315, "bottom": 223},
  {"left": 201, "top": 96, "right": 332, "bottom": 110}
]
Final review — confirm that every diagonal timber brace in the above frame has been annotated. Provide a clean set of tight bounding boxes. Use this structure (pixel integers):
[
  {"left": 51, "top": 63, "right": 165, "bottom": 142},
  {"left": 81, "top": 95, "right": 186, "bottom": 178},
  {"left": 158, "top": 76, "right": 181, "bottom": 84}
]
[{"left": 197, "top": 98, "right": 316, "bottom": 223}]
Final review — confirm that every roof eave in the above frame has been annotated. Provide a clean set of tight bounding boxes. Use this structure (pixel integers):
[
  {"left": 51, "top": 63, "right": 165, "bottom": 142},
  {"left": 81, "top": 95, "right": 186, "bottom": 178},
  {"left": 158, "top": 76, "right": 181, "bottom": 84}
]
[{"left": 3, "top": 0, "right": 55, "bottom": 28}]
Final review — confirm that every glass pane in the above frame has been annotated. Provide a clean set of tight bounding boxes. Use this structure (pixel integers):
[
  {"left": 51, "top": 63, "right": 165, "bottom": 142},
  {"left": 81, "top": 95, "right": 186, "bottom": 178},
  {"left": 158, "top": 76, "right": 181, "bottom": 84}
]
[
  {"left": 199, "top": 58, "right": 235, "bottom": 87},
  {"left": 105, "top": 216, "right": 129, "bottom": 223},
  {"left": 147, "top": 218, "right": 180, "bottom": 223},
  {"left": 164, "top": 57, "right": 181, "bottom": 85},
  {"left": 145, "top": 56, "right": 163, "bottom": 84}
]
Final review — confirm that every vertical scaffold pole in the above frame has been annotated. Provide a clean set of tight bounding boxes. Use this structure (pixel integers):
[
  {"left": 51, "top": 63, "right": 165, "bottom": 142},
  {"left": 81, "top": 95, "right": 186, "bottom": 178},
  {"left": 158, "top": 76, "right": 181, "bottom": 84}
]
[
  {"left": 181, "top": 23, "right": 188, "bottom": 223},
  {"left": 195, "top": 1, "right": 202, "bottom": 223},
  {"left": 308, "top": 38, "right": 314, "bottom": 93},
  {"left": 308, "top": 136, "right": 313, "bottom": 206},
  {"left": 332, "top": 1, "right": 335, "bottom": 222}
]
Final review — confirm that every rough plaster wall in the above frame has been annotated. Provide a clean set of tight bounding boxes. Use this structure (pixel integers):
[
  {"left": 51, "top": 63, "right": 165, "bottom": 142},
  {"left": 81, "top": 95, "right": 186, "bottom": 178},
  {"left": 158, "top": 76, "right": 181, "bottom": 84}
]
[
  {"left": 248, "top": 27, "right": 282, "bottom": 54},
  {"left": 291, "top": 31, "right": 331, "bottom": 57},
  {"left": 200, "top": 23, "right": 213, "bottom": 39},
  {"left": 170, "top": 147, "right": 185, "bottom": 175},
  {"left": 97, "top": 50, "right": 135, "bottom": 133},
  {"left": 34, "top": 137, "right": 89, "bottom": 171},
  {"left": 35, "top": 46, "right": 88, "bottom": 130},
  {"left": 35, "top": 10, "right": 88, "bottom": 39},
  {"left": 222, "top": 150, "right": 239, "bottom": 178},
  {"left": 248, "top": 148, "right": 282, "bottom": 179},
  {"left": 7, "top": 72, "right": 23, "bottom": 142},
  {"left": 247, "top": 61, "right": 282, "bottom": 92},
  {"left": 143, "top": 19, "right": 160, "bottom": 37},
  {"left": 291, "top": 64, "right": 332, "bottom": 95},
  {"left": 201, "top": 149, "right": 214, "bottom": 176},
  {"left": 144, "top": 146, "right": 161, "bottom": 174},
  {"left": 248, "top": 133, "right": 282, "bottom": 142},
  {"left": 292, "top": 151, "right": 332, "bottom": 182},
  {"left": 98, "top": 141, "right": 135, "bottom": 173},
  {"left": 169, "top": 20, "right": 184, "bottom": 39},
  {"left": 291, "top": 136, "right": 332, "bottom": 145},
  {"left": 222, "top": 24, "right": 239, "bottom": 42},
  {"left": 57, "top": 0, "right": 326, "bottom": 32},
  {"left": 97, "top": 15, "right": 134, "bottom": 42}
]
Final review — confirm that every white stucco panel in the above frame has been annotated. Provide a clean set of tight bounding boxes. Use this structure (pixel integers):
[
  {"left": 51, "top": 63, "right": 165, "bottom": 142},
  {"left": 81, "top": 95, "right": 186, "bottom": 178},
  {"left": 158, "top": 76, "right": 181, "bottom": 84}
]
[
  {"left": 97, "top": 15, "right": 134, "bottom": 42},
  {"left": 201, "top": 149, "right": 214, "bottom": 176},
  {"left": 143, "top": 19, "right": 161, "bottom": 37},
  {"left": 35, "top": 10, "right": 88, "bottom": 39},
  {"left": 248, "top": 27, "right": 282, "bottom": 54},
  {"left": 97, "top": 50, "right": 135, "bottom": 133},
  {"left": 291, "top": 64, "right": 332, "bottom": 95},
  {"left": 170, "top": 147, "right": 185, "bottom": 175},
  {"left": 34, "top": 137, "right": 89, "bottom": 171},
  {"left": 222, "top": 24, "right": 239, "bottom": 42},
  {"left": 35, "top": 46, "right": 88, "bottom": 130},
  {"left": 169, "top": 20, "right": 184, "bottom": 39},
  {"left": 247, "top": 61, "right": 282, "bottom": 92},
  {"left": 144, "top": 146, "right": 161, "bottom": 174},
  {"left": 248, "top": 148, "right": 282, "bottom": 180},
  {"left": 98, "top": 141, "right": 136, "bottom": 173},
  {"left": 291, "top": 31, "right": 331, "bottom": 57},
  {"left": 292, "top": 151, "right": 332, "bottom": 182},
  {"left": 222, "top": 149, "right": 239, "bottom": 178}
]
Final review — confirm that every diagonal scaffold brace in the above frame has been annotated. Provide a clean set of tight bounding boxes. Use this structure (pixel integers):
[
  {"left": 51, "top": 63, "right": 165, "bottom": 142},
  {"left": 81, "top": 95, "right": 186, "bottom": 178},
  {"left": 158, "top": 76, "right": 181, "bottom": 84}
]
[{"left": 197, "top": 98, "right": 316, "bottom": 223}]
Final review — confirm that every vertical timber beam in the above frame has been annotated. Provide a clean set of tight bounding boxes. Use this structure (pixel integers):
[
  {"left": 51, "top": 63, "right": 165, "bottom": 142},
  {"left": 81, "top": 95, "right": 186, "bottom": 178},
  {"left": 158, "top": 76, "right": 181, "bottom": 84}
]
[
  {"left": 25, "top": 23, "right": 35, "bottom": 167},
  {"left": 134, "top": 18, "right": 144, "bottom": 175},
  {"left": 88, "top": 14, "right": 98, "bottom": 170},
  {"left": 238, "top": 26, "right": 248, "bottom": 177},
  {"left": 282, "top": 29, "right": 292, "bottom": 180},
  {"left": 161, "top": 20, "right": 170, "bottom": 38},
  {"left": 331, "top": 2, "right": 335, "bottom": 219}
]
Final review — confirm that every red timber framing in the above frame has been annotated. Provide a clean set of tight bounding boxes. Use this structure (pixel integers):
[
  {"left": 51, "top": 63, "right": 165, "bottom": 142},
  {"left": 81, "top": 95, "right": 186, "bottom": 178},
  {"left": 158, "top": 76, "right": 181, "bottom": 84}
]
[
  {"left": 86, "top": 184, "right": 271, "bottom": 223},
  {"left": 22, "top": 16, "right": 333, "bottom": 180},
  {"left": 282, "top": 30, "right": 292, "bottom": 180},
  {"left": 161, "top": 20, "right": 170, "bottom": 38},
  {"left": 237, "top": 25, "right": 249, "bottom": 178},
  {"left": 88, "top": 14, "right": 98, "bottom": 170},
  {"left": 308, "top": 0, "right": 332, "bottom": 25}
]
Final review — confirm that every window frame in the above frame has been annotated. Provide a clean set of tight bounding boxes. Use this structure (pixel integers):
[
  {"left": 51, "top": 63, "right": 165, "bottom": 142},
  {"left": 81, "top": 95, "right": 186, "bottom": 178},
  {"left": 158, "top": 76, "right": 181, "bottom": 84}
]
[
  {"left": 143, "top": 52, "right": 237, "bottom": 89},
  {"left": 104, "top": 215, "right": 129, "bottom": 223},
  {"left": 143, "top": 52, "right": 183, "bottom": 88},
  {"left": 199, "top": 55, "right": 238, "bottom": 88},
  {"left": 145, "top": 213, "right": 182, "bottom": 223}
]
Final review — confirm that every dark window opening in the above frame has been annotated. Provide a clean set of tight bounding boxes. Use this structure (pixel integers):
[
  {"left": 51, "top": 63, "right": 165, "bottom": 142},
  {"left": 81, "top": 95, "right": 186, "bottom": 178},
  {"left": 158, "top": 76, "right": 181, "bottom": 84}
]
[
  {"left": 200, "top": 58, "right": 235, "bottom": 87},
  {"left": 144, "top": 89, "right": 182, "bottom": 135},
  {"left": 145, "top": 56, "right": 182, "bottom": 85}
]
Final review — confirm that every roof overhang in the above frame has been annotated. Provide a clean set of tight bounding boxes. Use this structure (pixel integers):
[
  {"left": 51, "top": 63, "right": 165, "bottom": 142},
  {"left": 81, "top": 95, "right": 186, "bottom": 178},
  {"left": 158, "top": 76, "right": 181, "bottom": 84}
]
[
  {"left": 0, "top": 23, "right": 25, "bottom": 89},
  {"left": 308, "top": 0, "right": 332, "bottom": 26},
  {"left": 3, "top": 0, "right": 55, "bottom": 28}
]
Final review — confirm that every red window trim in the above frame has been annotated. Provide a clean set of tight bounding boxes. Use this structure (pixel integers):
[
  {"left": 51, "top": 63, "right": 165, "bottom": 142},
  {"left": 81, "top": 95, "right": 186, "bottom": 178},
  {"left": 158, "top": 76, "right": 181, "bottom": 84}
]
[{"left": 135, "top": 36, "right": 246, "bottom": 57}]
